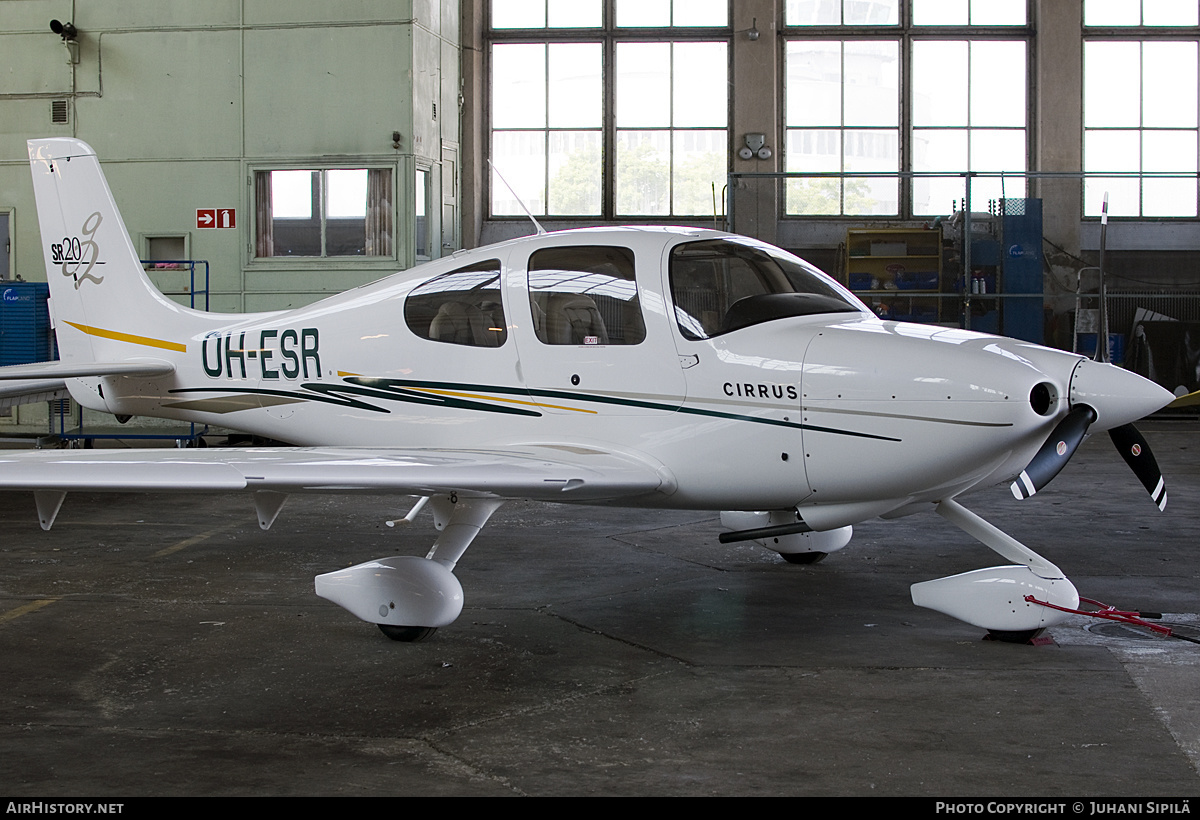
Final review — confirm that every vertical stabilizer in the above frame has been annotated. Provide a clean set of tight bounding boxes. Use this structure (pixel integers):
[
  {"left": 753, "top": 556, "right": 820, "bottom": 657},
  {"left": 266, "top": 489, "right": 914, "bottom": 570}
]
[{"left": 27, "top": 138, "right": 199, "bottom": 367}]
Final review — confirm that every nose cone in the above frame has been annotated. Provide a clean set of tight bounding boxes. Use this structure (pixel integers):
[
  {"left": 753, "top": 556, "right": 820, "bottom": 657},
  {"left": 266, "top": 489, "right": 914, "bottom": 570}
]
[{"left": 1070, "top": 358, "right": 1174, "bottom": 430}]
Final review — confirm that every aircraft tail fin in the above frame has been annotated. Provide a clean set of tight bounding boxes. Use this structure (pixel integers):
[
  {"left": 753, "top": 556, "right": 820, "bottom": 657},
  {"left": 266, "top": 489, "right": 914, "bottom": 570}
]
[{"left": 27, "top": 138, "right": 201, "bottom": 367}]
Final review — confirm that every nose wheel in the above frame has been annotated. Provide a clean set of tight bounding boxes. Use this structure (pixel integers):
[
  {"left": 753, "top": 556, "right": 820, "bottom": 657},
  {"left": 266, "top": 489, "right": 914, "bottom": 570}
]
[
  {"left": 780, "top": 551, "right": 827, "bottom": 565},
  {"left": 985, "top": 628, "right": 1045, "bottom": 644},
  {"left": 378, "top": 624, "right": 438, "bottom": 642}
]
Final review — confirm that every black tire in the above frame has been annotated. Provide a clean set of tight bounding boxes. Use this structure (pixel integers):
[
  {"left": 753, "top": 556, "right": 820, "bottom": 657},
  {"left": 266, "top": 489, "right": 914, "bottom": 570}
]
[
  {"left": 378, "top": 624, "right": 437, "bottom": 642},
  {"left": 985, "top": 628, "right": 1045, "bottom": 644},
  {"left": 780, "top": 551, "right": 827, "bottom": 565}
]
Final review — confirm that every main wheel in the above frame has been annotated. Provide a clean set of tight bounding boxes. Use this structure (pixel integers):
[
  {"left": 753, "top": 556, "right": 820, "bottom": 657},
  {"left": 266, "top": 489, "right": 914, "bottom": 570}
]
[
  {"left": 780, "top": 551, "right": 827, "bottom": 565},
  {"left": 378, "top": 624, "right": 437, "bottom": 642},
  {"left": 985, "top": 628, "right": 1045, "bottom": 644}
]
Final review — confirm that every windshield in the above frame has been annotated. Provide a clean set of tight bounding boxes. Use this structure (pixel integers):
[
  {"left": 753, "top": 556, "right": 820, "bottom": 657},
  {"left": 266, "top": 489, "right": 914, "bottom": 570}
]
[{"left": 669, "top": 238, "right": 864, "bottom": 340}]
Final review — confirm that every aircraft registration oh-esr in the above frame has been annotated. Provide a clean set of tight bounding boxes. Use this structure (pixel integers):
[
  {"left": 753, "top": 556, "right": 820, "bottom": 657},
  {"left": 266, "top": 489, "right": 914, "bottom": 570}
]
[{"left": 0, "top": 138, "right": 1176, "bottom": 642}]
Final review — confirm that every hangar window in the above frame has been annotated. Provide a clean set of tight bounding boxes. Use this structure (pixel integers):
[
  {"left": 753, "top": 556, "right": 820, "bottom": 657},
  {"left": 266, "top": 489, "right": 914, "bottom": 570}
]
[
  {"left": 254, "top": 169, "right": 393, "bottom": 258},
  {"left": 488, "top": 1, "right": 729, "bottom": 219},
  {"left": 784, "top": 2, "right": 1028, "bottom": 217},
  {"left": 527, "top": 245, "right": 645, "bottom": 344},
  {"left": 404, "top": 260, "right": 507, "bottom": 347},
  {"left": 1083, "top": 1, "right": 1199, "bottom": 217}
]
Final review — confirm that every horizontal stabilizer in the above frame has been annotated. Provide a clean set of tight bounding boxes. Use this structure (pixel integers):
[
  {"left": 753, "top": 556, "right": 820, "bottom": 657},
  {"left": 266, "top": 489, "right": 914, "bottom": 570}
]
[
  {"left": 0, "top": 378, "right": 68, "bottom": 402},
  {"left": 0, "top": 360, "right": 175, "bottom": 381}
]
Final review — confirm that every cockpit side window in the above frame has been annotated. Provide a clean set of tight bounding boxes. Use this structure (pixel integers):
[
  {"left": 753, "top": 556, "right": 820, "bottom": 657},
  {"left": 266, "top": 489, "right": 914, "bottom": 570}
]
[
  {"left": 527, "top": 246, "right": 646, "bottom": 346},
  {"left": 669, "top": 238, "right": 861, "bottom": 340},
  {"left": 404, "top": 260, "right": 507, "bottom": 347}
]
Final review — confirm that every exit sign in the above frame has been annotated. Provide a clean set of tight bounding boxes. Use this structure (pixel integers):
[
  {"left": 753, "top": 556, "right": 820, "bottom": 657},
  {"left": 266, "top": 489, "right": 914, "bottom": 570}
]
[{"left": 197, "top": 208, "right": 236, "bottom": 229}]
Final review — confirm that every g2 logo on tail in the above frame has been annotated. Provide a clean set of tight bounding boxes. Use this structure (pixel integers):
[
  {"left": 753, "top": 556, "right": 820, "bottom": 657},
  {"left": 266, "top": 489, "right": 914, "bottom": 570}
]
[{"left": 50, "top": 211, "right": 105, "bottom": 289}]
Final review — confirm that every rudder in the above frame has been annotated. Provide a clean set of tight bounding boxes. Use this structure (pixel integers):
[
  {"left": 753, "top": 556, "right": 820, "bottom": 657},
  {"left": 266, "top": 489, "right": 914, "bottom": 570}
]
[{"left": 27, "top": 138, "right": 195, "bottom": 367}]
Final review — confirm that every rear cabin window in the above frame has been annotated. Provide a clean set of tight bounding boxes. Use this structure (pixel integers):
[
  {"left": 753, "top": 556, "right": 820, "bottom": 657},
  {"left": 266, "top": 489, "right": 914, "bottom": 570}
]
[
  {"left": 669, "top": 238, "right": 861, "bottom": 340},
  {"left": 404, "top": 260, "right": 507, "bottom": 347},
  {"left": 527, "top": 246, "right": 646, "bottom": 346}
]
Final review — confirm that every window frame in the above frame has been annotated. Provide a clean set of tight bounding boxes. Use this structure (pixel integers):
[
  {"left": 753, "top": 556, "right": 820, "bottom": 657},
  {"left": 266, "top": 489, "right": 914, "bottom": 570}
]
[
  {"left": 251, "top": 165, "right": 397, "bottom": 262},
  {"left": 1082, "top": 1, "right": 1200, "bottom": 219},
  {"left": 486, "top": 1, "right": 732, "bottom": 221},
  {"left": 781, "top": 2, "right": 1033, "bottom": 219}
]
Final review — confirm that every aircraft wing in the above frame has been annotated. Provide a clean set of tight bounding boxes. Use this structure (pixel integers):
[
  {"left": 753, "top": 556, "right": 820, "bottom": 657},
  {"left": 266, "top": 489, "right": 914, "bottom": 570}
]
[
  {"left": 0, "top": 361, "right": 173, "bottom": 409},
  {"left": 0, "top": 444, "right": 675, "bottom": 529}
]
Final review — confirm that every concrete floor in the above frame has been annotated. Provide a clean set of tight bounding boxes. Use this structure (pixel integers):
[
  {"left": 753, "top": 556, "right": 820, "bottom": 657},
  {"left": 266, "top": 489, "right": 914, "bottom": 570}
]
[{"left": 0, "top": 422, "right": 1197, "bottom": 796}]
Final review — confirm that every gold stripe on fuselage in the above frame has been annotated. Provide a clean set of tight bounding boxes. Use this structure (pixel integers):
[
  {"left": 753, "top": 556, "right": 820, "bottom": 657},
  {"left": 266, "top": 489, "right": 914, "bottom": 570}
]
[{"left": 64, "top": 321, "right": 187, "bottom": 353}]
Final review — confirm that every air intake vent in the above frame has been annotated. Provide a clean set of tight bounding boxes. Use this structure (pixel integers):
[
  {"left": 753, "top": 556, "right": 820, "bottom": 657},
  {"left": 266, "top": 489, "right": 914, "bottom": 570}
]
[{"left": 50, "top": 99, "right": 69, "bottom": 124}]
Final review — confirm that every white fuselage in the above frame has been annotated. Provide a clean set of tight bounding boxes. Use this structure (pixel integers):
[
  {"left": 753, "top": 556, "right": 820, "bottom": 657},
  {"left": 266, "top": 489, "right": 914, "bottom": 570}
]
[{"left": 71, "top": 227, "right": 1104, "bottom": 516}]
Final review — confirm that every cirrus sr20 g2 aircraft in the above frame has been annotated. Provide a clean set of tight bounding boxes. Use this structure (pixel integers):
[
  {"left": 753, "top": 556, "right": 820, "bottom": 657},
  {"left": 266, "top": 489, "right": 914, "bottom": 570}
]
[{"left": 0, "top": 138, "right": 1175, "bottom": 643}]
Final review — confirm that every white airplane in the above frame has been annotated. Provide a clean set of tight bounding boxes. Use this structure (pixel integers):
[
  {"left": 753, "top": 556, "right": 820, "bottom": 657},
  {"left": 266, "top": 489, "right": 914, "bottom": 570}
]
[{"left": 0, "top": 138, "right": 1176, "bottom": 642}]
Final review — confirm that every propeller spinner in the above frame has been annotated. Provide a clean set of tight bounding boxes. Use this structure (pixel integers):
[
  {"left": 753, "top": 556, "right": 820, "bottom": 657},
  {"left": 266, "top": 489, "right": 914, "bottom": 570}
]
[{"left": 1011, "top": 357, "right": 1172, "bottom": 507}]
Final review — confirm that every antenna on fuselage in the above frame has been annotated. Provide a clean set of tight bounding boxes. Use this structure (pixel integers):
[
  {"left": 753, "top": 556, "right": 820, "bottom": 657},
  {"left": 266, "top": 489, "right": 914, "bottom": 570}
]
[
  {"left": 488, "top": 160, "right": 547, "bottom": 236},
  {"left": 1094, "top": 192, "right": 1110, "bottom": 364}
]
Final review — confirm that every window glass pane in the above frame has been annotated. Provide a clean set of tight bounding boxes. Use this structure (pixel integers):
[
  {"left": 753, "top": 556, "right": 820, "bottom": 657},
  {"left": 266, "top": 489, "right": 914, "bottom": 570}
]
[
  {"left": 970, "top": 41, "right": 1025, "bottom": 127},
  {"left": 617, "top": 42, "right": 671, "bottom": 127},
  {"left": 672, "top": 0, "right": 728, "bottom": 26},
  {"left": 548, "top": 43, "right": 602, "bottom": 128},
  {"left": 406, "top": 262, "right": 507, "bottom": 347},
  {"left": 548, "top": 131, "right": 603, "bottom": 215},
  {"left": 616, "top": 131, "right": 670, "bottom": 214},
  {"left": 1085, "top": 128, "right": 1140, "bottom": 171},
  {"left": 786, "top": 41, "right": 842, "bottom": 128},
  {"left": 913, "top": 0, "right": 968, "bottom": 25},
  {"left": 326, "top": 171, "right": 367, "bottom": 256},
  {"left": 528, "top": 246, "right": 645, "bottom": 345},
  {"left": 1084, "top": 41, "right": 1141, "bottom": 127},
  {"left": 912, "top": 41, "right": 968, "bottom": 126},
  {"left": 617, "top": 0, "right": 670, "bottom": 26},
  {"left": 1084, "top": 130, "right": 1139, "bottom": 215},
  {"left": 844, "top": 0, "right": 898, "bottom": 24},
  {"left": 844, "top": 41, "right": 899, "bottom": 127},
  {"left": 326, "top": 169, "right": 367, "bottom": 218},
  {"left": 548, "top": 0, "right": 602, "bottom": 27},
  {"left": 1084, "top": 0, "right": 1141, "bottom": 26},
  {"left": 674, "top": 42, "right": 727, "bottom": 126},
  {"left": 785, "top": 0, "right": 842, "bottom": 25},
  {"left": 492, "top": 131, "right": 547, "bottom": 214},
  {"left": 1144, "top": 42, "right": 1197, "bottom": 127},
  {"left": 414, "top": 169, "right": 428, "bottom": 258},
  {"left": 786, "top": 129, "right": 842, "bottom": 215},
  {"left": 272, "top": 170, "right": 313, "bottom": 219},
  {"left": 672, "top": 130, "right": 726, "bottom": 215},
  {"left": 270, "top": 170, "right": 321, "bottom": 256},
  {"left": 492, "top": 44, "right": 546, "bottom": 128},
  {"left": 970, "top": 0, "right": 1025, "bottom": 25},
  {"left": 844, "top": 129, "right": 899, "bottom": 215},
  {"left": 492, "top": 0, "right": 546, "bottom": 29},
  {"left": 1143, "top": 130, "right": 1198, "bottom": 173},
  {"left": 912, "top": 129, "right": 968, "bottom": 214},
  {"left": 1144, "top": 0, "right": 1199, "bottom": 26},
  {"left": 670, "top": 239, "right": 859, "bottom": 341},
  {"left": 969, "top": 130, "right": 1027, "bottom": 205},
  {"left": 1144, "top": 131, "right": 1198, "bottom": 216}
]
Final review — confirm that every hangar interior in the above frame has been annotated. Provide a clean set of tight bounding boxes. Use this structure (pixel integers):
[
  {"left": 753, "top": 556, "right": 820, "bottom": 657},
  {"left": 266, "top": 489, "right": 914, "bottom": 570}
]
[
  {"left": 1, "top": 1, "right": 1200, "bottom": 797},
  {"left": 2, "top": 0, "right": 1200, "bottom": 433}
]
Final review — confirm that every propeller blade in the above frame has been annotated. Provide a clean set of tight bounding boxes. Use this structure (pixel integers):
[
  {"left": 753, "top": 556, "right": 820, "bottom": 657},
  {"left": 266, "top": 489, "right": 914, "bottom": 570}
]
[
  {"left": 1011, "top": 404, "right": 1097, "bottom": 500},
  {"left": 1108, "top": 423, "right": 1167, "bottom": 511}
]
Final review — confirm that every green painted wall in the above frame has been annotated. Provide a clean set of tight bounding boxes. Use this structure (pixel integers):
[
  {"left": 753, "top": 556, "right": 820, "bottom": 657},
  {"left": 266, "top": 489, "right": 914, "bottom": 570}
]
[{"left": 0, "top": 0, "right": 460, "bottom": 312}]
